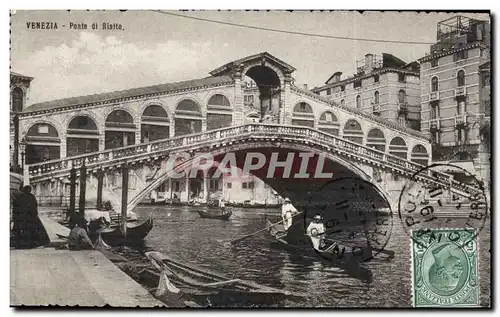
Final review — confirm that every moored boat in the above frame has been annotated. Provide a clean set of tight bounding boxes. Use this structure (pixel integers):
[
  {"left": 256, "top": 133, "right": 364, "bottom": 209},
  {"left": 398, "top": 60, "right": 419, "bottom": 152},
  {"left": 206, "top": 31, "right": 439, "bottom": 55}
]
[
  {"left": 90, "top": 212, "right": 154, "bottom": 245},
  {"left": 141, "top": 251, "right": 300, "bottom": 307},
  {"left": 197, "top": 209, "right": 232, "bottom": 220}
]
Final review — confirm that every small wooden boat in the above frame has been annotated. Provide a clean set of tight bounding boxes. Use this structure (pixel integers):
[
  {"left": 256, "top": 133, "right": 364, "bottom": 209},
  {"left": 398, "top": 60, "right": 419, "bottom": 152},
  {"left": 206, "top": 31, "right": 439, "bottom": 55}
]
[
  {"left": 197, "top": 209, "right": 232, "bottom": 220},
  {"left": 141, "top": 251, "right": 300, "bottom": 306},
  {"left": 266, "top": 219, "right": 372, "bottom": 264},
  {"left": 90, "top": 213, "right": 154, "bottom": 245}
]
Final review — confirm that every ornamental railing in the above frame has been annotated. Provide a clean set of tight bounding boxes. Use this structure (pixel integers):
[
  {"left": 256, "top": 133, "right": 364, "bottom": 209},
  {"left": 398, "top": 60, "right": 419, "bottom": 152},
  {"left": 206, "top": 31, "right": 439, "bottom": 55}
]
[{"left": 27, "top": 123, "right": 481, "bottom": 196}]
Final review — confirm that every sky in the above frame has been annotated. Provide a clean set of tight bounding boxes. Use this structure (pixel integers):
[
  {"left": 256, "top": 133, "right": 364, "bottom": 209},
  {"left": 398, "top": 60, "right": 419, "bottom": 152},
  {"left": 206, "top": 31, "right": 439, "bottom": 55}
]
[{"left": 10, "top": 10, "right": 490, "bottom": 106}]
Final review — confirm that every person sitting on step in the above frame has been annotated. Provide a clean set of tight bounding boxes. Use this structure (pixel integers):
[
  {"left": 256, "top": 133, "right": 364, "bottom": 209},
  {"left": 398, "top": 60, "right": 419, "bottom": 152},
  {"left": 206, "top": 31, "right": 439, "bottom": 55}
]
[{"left": 68, "top": 215, "right": 94, "bottom": 251}]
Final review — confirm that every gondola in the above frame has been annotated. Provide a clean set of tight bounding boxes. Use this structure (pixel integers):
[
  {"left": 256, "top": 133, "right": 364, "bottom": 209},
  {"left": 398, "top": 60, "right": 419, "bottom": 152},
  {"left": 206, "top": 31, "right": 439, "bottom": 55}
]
[
  {"left": 197, "top": 209, "right": 232, "bottom": 220},
  {"left": 266, "top": 219, "right": 372, "bottom": 264},
  {"left": 90, "top": 213, "right": 154, "bottom": 245},
  {"left": 140, "top": 251, "right": 300, "bottom": 307}
]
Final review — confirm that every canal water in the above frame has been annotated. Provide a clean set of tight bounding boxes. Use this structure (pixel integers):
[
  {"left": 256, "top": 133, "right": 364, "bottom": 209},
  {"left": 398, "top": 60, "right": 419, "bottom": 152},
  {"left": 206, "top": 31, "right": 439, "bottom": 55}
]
[{"left": 129, "top": 205, "right": 490, "bottom": 308}]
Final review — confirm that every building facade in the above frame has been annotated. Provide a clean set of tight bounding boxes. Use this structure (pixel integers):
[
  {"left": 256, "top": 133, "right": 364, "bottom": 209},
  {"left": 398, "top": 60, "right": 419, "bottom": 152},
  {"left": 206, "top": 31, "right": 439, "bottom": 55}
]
[
  {"left": 13, "top": 52, "right": 431, "bottom": 206},
  {"left": 10, "top": 72, "right": 33, "bottom": 170},
  {"left": 418, "top": 16, "right": 490, "bottom": 184},
  {"left": 311, "top": 53, "right": 421, "bottom": 130}
]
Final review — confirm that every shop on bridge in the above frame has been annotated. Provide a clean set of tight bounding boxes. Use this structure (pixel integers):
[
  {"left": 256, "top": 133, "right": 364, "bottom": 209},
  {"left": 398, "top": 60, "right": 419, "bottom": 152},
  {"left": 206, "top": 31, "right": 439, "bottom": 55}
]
[
  {"left": 206, "top": 94, "right": 232, "bottom": 130},
  {"left": 66, "top": 115, "right": 99, "bottom": 156},
  {"left": 317, "top": 111, "right": 340, "bottom": 136},
  {"left": 343, "top": 119, "right": 364, "bottom": 144},
  {"left": 366, "top": 128, "right": 386, "bottom": 152},
  {"left": 174, "top": 99, "right": 202, "bottom": 136},
  {"left": 141, "top": 105, "right": 170, "bottom": 143},
  {"left": 25, "top": 123, "right": 61, "bottom": 164},
  {"left": 291, "top": 102, "right": 315, "bottom": 127},
  {"left": 105, "top": 109, "right": 136, "bottom": 149}
]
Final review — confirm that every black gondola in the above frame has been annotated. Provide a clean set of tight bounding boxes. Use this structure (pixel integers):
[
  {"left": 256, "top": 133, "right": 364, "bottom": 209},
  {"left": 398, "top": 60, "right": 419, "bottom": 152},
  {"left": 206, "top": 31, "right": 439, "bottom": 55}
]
[
  {"left": 197, "top": 209, "right": 232, "bottom": 220},
  {"left": 266, "top": 219, "right": 372, "bottom": 264},
  {"left": 90, "top": 213, "right": 154, "bottom": 245}
]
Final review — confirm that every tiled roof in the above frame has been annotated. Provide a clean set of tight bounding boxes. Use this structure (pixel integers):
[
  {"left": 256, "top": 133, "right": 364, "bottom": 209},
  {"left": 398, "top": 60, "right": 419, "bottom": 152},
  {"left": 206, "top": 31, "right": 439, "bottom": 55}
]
[
  {"left": 23, "top": 75, "right": 233, "bottom": 113},
  {"left": 210, "top": 52, "right": 296, "bottom": 76}
]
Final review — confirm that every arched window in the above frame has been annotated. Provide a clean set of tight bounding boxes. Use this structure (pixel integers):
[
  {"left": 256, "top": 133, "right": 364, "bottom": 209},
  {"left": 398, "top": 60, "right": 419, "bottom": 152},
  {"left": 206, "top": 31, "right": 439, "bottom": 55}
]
[
  {"left": 411, "top": 144, "right": 429, "bottom": 166},
  {"left": 431, "top": 77, "right": 439, "bottom": 92},
  {"left": 175, "top": 99, "right": 202, "bottom": 136},
  {"left": 106, "top": 110, "right": 134, "bottom": 124},
  {"left": 12, "top": 87, "right": 23, "bottom": 112},
  {"left": 67, "top": 116, "right": 99, "bottom": 157},
  {"left": 366, "top": 128, "right": 386, "bottom": 152},
  {"left": 141, "top": 105, "right": 170, "bottom": 142},
  {"left": 374, "top": 91, "right": 380, "bottom": 104},
  {"left": 343, "top": 119, "right": 363, "bottom": 144},
  {"left": 398, "top": 90, "right": 406, "bottom": 103},
  {"left": 25, "top": 123, "right": 61, "bottom": 164},
  {"left": 292, "top": 102, "right": 315, "bottom": 128},
  {"left": 143, "top": 105, "right": 168, "bottom": 118},
  {"left": 293, "top": 102, "right": 313, "bottom": 113},
  {"left": 208, "top": 94, "right": 231, "bottom": 107},
  {"left": 457, "top": 70, "right": 466, "bottom": 87},
  {"left": 389, "top": 137, "right": 408, "bottom": 159},
  {"left": 340, "top": 99, "right": 345, "bottom": 106},
  {"left": 177, "top": 99, "right": 201, "bottom": 113},
  {"left": 318, "top": 111, "right": 340, "bottom": 136},
  {"left": 356, "top": 95, "right": 361, "bottom": 109},
  {"left": 105, "top": 110, "right": 136, "bottom": 149},
  {"left": 207, "top": 94, "right": 232, "bottom": 131}
]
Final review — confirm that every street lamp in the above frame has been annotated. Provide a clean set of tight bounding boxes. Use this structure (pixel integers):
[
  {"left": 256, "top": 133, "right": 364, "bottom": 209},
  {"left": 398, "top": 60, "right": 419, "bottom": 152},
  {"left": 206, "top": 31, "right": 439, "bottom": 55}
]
[{"left": 19, "top": 137, "right": 26, "bottom": 171}]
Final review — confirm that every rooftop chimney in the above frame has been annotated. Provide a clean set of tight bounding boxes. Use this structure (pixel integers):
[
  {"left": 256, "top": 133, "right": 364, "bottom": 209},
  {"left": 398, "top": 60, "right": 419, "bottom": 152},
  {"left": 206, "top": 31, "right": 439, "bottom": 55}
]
[
  {"left": 333, "top": 71, "right": 342, "bottom": 82},
  {"left": 365, "top": 54, "right": 374, "bottom": 73}
]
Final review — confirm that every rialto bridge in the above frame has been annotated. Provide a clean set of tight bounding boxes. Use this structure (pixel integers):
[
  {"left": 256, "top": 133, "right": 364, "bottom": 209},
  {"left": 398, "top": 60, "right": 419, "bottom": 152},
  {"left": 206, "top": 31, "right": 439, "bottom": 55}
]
[{"left": 14, "top": 52, "right": 481, "bottom": 213}]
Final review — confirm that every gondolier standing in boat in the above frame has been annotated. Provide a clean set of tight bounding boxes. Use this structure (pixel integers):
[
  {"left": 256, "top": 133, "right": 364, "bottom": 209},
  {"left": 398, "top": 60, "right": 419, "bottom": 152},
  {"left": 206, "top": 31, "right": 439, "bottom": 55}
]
[
  {"left": 281, "top": 198, "right": 297, "bottom": 231},
  {"left": 307, "top": 214, "right": 326, "bottom": 251},
  {"left": 219, "top": 199, "right": 226, "bottom": 211}
]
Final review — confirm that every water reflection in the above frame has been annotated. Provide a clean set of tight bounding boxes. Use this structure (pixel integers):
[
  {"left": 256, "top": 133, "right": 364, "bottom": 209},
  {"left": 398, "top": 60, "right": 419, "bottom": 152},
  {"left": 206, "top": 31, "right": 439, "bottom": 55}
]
[{"left": 126, "top": 204, "right": 490, "bottom": 307}]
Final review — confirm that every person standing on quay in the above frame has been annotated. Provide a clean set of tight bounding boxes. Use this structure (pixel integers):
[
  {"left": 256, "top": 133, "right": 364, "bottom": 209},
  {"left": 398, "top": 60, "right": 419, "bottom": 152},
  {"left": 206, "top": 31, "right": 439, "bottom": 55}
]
[{"left": 12, "top": 185, "right": 43, "bottom": 248}]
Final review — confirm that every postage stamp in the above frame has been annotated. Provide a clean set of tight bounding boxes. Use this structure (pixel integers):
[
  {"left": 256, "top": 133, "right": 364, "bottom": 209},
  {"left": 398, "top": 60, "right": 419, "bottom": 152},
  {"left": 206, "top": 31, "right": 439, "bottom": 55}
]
[{"left": 412, "top": 228, "right": 479, "bottom": 307}]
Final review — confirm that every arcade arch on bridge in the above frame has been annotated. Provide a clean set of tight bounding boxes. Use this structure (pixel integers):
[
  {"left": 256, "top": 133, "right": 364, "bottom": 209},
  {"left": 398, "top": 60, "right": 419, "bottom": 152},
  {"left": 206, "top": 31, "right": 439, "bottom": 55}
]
[
  {"left": 141, "top": 104, "right": 170, "bottom": 143},
  {"left": 206, "top": 94, "right": 233, "bottom": 130},
  {"left": 25, "top": 122, "right": 61, "bottom": 164},
  {"left": 389, "top": 137, "right": 408, "bottom": 159},
  {"left": 66, "top": 115, "right": 99, "bottom": 157},
  {"left": 291, "top": 102, "right": 315, "bottom": 128},
  {"left": 411, "top": 144, "right": 429, "bottom": 166},
  {"left": 343, "top": 119, "right": 363, "bottom": 144},
  {"left": 105, "top": 109, "right": 136, "bottom": 149},
  {"left": 175, "top": 99, "right": 202, "bottom": 136},
  {"left": 317, "top": 111, "right": 340, "bottom": 136},
  {"left": 366, "top": 128, "right": 386, "bottom": 152},
  {"left": 245, "top": 66, "right": 282, "bottom": 124}
]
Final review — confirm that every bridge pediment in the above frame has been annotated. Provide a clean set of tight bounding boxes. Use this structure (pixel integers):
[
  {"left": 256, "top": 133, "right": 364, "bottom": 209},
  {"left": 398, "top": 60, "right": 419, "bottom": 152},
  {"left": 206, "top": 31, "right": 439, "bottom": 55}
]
[{"left": 209, "top": 52, "right": 296, "bottom": 79}]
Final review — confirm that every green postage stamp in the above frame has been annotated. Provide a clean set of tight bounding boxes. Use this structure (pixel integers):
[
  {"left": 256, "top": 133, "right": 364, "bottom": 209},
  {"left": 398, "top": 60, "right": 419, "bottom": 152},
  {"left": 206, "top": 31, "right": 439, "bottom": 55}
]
[{"left": 411, "top": 228, "right": 479, "bottom": 307}]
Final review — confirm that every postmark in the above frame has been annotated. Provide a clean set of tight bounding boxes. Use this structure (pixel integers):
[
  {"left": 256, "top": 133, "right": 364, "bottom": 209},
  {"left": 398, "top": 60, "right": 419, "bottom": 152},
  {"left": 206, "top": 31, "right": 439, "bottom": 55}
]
[
  {"left": 398, "top": 163, "right": 488, "bottom": 248},
  {"left": 304, "top": 176, "right": 394, "bottom": 263},
  {"left": 411, "top": 228, "right": 479, "bottom": 307}
]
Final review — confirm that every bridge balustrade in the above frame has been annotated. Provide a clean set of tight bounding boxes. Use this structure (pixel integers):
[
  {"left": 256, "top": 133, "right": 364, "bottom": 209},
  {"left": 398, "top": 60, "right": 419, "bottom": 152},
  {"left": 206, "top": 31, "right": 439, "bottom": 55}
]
[{"left": 25, "top": 123, "right": 482, "bottom": 197}]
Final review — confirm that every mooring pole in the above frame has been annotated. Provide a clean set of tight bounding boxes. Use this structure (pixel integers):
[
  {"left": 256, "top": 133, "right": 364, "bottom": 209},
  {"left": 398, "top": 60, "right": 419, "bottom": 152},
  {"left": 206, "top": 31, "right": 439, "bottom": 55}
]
[
  {"left": 120, "top": 164, "right": 129, "bottom": 238},
  {"left": 79, "top": 162, "right": 87, "bottom": 221},
  {"left": 96, "top": 169, "right": 104, "bottom": 210},
  {"left": 69, "top": 165, "right": 77, "bottom": 226}
]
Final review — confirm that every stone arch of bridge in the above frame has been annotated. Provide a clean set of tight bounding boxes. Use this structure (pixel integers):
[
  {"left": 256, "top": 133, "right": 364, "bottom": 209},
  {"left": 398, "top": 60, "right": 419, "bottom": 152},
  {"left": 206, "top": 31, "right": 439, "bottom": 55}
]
[
  {"left": 243, "top": 65, "right": 281, "bottom": 123},
  {"left": 127, "top": 141, "right": 394, "bottom": 214}
]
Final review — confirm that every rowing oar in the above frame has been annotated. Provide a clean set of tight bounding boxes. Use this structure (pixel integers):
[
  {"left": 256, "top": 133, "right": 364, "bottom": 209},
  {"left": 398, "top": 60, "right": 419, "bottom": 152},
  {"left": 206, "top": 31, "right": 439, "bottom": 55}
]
[{"left": 225, "top": 211, "right": 303, "bottom": 246}]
